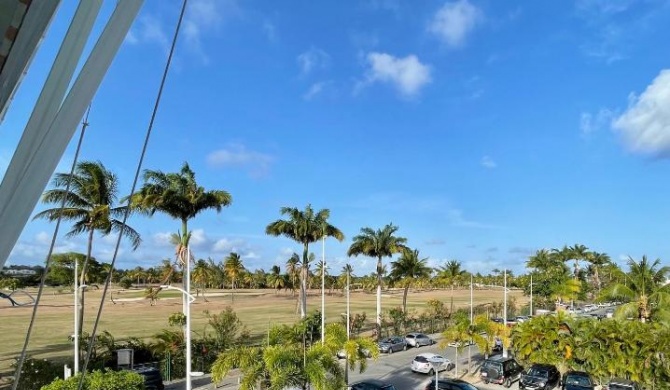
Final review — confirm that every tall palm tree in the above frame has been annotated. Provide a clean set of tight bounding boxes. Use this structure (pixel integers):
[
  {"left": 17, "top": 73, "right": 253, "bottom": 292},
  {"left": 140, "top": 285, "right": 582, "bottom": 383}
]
[
  {"left": 267, "top": 265, "right": 285, "bottom": 294},
  {"left": 586, "top": 251, "right": 610, "bottom": 293},
  {"left": 286, "top": 253, "right": 300, "bottom": 296},
  {"left": 34, "top": 160, "right": 141, "bottom": 338},
  {"left": 191, "top": 259, "right": 213, "bottom": 301},
  {"left": 599, "top": 255, "right": 670, "bottom": 323},
  {"left": 347, "top": 223, "right": 407, "bottom": 337},
  {"left": 130, "top": 161, "right": 232, "bottom": 264},
  {"left": 223, "top": 252, "right": 245, "bottom": 303},
  {"left": 436, "top": 260, "right": 467, "bottom": 287},
  {"left": 266, "top": 204, "right": 344, "bottom": 318},
  {"left": 337, "top": 264, "right": 354, "bottom": 292},
  {"left": 389, "top": 248, "right": 431, "bottom": 313}
]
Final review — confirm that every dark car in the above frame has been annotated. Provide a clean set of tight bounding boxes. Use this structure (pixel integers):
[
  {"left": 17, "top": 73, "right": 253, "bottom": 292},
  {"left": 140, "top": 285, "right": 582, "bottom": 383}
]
[
  {"left": 349, "top": 379, "right": 397, "bottom": 390},
  {"left": 378, "top": 336, "right": 407, "bottom": 354},
  {"left": 424, "top": 378, "right": 481, "bottom": 390},
  {"left": 561, "top": 371, "right": 596, "bottom": 390},
  {"left": 520, "top": 364, "right": 560, "bottom": 390},
  {"left": 480, "top": 355, "right": 524, "bottom": 388},
  {"left": 131, "top": 367, "right": 164, "bottom": 390},
  {"left": 604, "top": 378, "right": 642, "bottom": 390},
  {"left": 405, "top": 332, "right": 436, "bottom": 348}
]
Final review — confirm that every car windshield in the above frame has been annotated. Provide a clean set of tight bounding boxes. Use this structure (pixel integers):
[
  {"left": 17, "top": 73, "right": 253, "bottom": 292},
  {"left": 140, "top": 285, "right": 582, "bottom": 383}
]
[
  {"left": 527, "top": 367, "right": 549, "bottom": 378},
  {"left": 565, "top": 375, "right": 592, "bottom": 387},
  {"left": 382, "top": 338, "right": 393, "bottom": 343},
  {"left": 483, "top": 361, "right": 500, "bottom": 370},
  {"left": 406, "top": 334, "right": 415, "bottom": 339},
  {"left": 414, "top": 356, "right": 429, "bottom": 363}
]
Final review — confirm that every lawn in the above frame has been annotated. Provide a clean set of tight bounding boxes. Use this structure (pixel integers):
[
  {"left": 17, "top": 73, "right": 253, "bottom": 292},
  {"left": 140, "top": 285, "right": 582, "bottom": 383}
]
[{"left": 0, "top": 286, "right": 526, "bottom": 377}]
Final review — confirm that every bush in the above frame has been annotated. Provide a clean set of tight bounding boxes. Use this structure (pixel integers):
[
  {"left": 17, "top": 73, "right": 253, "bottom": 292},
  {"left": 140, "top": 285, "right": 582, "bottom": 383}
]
[
  {"left": 41, "top": 370, "right": 144, "bottom": 390},
  {"left": 11, "top": 357, "right": 62, "bottom": 390},
  {"left": 118, "top": 277, "right": 133, "bottom": 289}
]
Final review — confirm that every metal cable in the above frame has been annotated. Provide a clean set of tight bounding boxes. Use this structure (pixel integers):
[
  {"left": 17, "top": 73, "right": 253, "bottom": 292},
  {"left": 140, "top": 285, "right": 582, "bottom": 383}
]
[
  {"left": 77, "top": 1, "right": 188, "bottom": 388},
  {"left": 11, "top": 104, "right": 92, "bottom": 390}
]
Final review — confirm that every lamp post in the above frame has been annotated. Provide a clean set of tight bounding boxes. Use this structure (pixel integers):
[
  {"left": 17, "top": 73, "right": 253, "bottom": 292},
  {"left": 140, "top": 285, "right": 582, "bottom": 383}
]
[
  {"left": 468, "top": 274, "right": 473, "bottom": 372},
  {"left": 428, "top": 356, "right": 446, "bottom": 390},
  {"left": 321, "top": 235, "right": 325, "bottom": 345},
  {"left": 530, "top": 274, "right": 533, "bottom": 317},
  {"left": 73, "top": 260, "right": 87, "bottom": 375},
  {"left": 160, "top": 249, "right": 203, "bottom": 390},
  {"left": 503, "top": 269, "right": 507, "bottom": 358},
  {"left": 345, "top": 264, "right": 350, "bottom": 386}
]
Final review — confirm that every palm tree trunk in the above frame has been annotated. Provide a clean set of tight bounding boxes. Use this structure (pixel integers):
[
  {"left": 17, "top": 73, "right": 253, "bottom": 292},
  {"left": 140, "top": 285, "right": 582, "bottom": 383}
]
[
  {"left": 376, "top": 256, "right": 382, "bottom": 339},
  {"left": 402, "top": 285, "right": 409, "bottom": 313},
  {"left": 300, "top": 244, "right": 309, "bottom": 318}
]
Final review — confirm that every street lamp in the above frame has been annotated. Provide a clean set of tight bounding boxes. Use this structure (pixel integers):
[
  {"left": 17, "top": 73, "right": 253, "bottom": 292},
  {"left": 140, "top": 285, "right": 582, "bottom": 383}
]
[
  {"left": 73, "top": 259, "right": 88, "bottom": 375},
  {"left": 503, "top": 269, "right": 507, "bottom": 358},
  {"left": 160, "top": 281, "right": 203, "bottom": 388},
  {"left": 321, "top": 234, "right": 326, "bottom": 345},
  {"left": 428, "top": 356, "right": 445, "bottom": 390}
]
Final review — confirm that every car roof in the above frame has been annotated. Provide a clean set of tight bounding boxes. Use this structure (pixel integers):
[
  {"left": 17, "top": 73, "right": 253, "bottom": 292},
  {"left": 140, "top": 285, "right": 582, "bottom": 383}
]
[
  {"left": 353, "top": 379, "right": 390, "bottom": 386},
  {"left": 416, "top": 352, "right": 440, "bottom": 358},
  {"left": 486, "top": 355, "right": 515, "bottom": 362},
  {"left": 406, "top": 332, "right": 424, "bottom": 336},
  {"left": 609, "top": 378, "right": 636, "bottom": 385},
  {"left": 530, "top": 363, "right": 556, "bottom": 370}
]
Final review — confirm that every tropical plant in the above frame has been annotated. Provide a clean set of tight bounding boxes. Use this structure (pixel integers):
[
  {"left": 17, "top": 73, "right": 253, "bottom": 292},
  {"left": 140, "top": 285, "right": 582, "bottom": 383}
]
[
  {"left": 389, "top": 248, "right": 431, "bottom": 313},
  {"left": 211, "top": 322, "right": 353, "bottom": 390},
  {"left": 34, "top": 161, "right": 141, "bottom": 340},
  {"left": 266, "top": 204, "right": 344, "bottom": 318},
  {"left": 223, "top": 252, "right": 245, "bottom": 303},
  {"left": 347, "top": 223, "right": 407, "bottom": 337},
  {"left": 191, "top": 259, "right": 213, "bottom": 300},
  {"left": 599, "top": 255, "right": 670, "bottom": 323}
]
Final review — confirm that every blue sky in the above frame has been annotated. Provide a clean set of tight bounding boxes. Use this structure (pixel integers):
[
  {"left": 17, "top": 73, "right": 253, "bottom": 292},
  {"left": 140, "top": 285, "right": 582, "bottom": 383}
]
[{"left": 2, "top": 0, "right": 670, "bottom": 276}]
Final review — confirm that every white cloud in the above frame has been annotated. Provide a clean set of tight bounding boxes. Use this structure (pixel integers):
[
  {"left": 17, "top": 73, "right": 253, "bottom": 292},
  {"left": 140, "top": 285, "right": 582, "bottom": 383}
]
[
  {"left": 428, "top": 0, "right": 482, "bottom": 48},
  {"left": 447, "top": 209, "right": 497, "bottom": 229},
  {"left": 303, "top": 81, "right": 330, "bottom": 100},
  {"left": 263, "top": 20, "right": 277, "bottom": 41},
  {"left": 580, "top": 108, "right": 614, "bottom": 137},
  {"left": 612, "top": 69, "right": 670, "bottom": 157},
  {"left": 206, "top": 143, "right": 274, "bottom": 177},
  {"left": 297, "top": 47, "right": 330, "bottom": 75},
  {"left": 481, "top": 155, "right": 496, "bottom": 169},
  {"left": 360, "top": 52, "right": 432, "bottom": 97},
  {"left": 127, "top": 15, "right": 169, "bottom": 49}
]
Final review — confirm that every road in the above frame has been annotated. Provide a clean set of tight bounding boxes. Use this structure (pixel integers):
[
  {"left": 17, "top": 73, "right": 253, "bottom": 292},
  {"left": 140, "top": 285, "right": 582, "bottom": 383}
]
[{"left": 170, "top": 306, "right": 618, "bottom": 389}]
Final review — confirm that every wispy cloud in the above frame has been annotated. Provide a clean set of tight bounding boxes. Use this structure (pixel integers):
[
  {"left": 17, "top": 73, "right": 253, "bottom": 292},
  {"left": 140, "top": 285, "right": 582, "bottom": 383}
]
[
  {"left": 126, "top": 15, "right": 169, "bottom": 49},
  {"left": 263, "top": 20, "right": 277, "bottom": 41},
  {"left": 297, "top": 47, "right": 330, "bottom": 75},
  {"left": 447, "top": 208, "right": 498, "bottom": 229},
  {"left": 425, "top": 238, "right": 446, "bottom": 246},
  {"left": 428, "top": 0, "right": 483, "bottom": 48},
  {"left": 509, "top": 246, "right": 534, "bottom": 255},
  {"left": 206, "top": 143, "right": 274, "bottom": 177},
  {"left": 580, "top": 108, "right": 614, "bottom": 138},
  {"left": 612, "top": 69, "right": 670, "bottom": 157},
  {"left": 303, "top": 81, "right": 331, "bottom": 101},
  {"left": 481, "top": 155, "right": 496, "bottom": 169},
  {"left": 358, "top": 52, "right": 432, "bottom": 98}
]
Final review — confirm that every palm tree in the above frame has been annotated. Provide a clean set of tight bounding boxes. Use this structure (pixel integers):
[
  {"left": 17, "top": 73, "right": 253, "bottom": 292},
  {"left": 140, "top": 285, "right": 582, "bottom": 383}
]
[
  {"left": 389, "top": 248, "right": 431, "bottom": 313},
  {"left": 337, "top": 264, "right": 354, "bottom": 293},
  {"left": 266, "top": 205, "right": 344, "bottom": 318},
  {"left": 267, "top": 265, "right": 285, "bottom": 294},
  {"left": 34, "top": 160, "right": 141, "bottom": 338},
  {"left": 191, "top": 259, "right": 213, "bottom": 301},
  {"left": 223, "top": 252, "right": 245, "bottom": 303},
  {"left": 439, "top": 313, "right": 471, "bottom": 376},
  {"left": 286, "top": 253, "right": 300, "bottom": 296},
  {"left": 211, "top": 323, "right": 356, "bottom": 390},
  {"left": 347, "top": 223, "right": 407, "bottom": 337},
  {"left": 158, "top": 259, "right": 175, "bottom": 285},
  {"left": 130, "top": 161, "right": 232, "bottom": 264},
  {"left": 437, "top": 260, "right": 467, "bottom": 287},
  {"left": 586, "top": 251, "right": 610, "bottom": 293},
  {"left": 599, "top": 255, "right": 670, "bottom": 323}
]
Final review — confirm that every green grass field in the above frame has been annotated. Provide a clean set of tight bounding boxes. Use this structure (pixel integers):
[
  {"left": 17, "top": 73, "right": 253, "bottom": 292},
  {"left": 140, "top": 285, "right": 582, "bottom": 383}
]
[{"left": 0, "top": 286, "right": 526, "bottom": 378}]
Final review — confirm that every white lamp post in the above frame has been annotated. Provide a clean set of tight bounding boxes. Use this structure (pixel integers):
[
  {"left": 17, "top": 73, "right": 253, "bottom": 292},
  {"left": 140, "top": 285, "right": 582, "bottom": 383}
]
[
  {"left": 503, "top": 269, "right": 507, "bottom": 358},
  {"left": 428, "top": 356, "right": 445, "bottom": 390},
  {"left": 530, "top": 274, "right": 533, "bottom": 317},
  {"left": 160, "top": 249, "right": 203, "bottom": 390},
  {"left": 321, "top": 235, "right": 325, "bottom": 345}
]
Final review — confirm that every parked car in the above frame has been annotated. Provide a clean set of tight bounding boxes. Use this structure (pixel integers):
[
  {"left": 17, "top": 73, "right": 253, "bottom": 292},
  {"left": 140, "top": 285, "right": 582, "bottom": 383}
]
[
  {"left": 603, "top": 378, "right": 642, "bottom": 390},
  {"left": 561, "top": 371, "right": 596, "bottom": 390},
  {"left": 405, "top": 332, "right": 436, "bottom": 347},
  {"left": 130, "top": 367, "right": 164, "bottom": 390},
  {"left": 480, "top": 355, "right": 524, "bottom": 388},
  {"left": 448, "top": 339, "right": 475, "bottom": 348},
  {"left": 519, "top": 364, "right": 560, "bottom": 390},
  {"left": 411, "top": 352, "right": 454, "bottom": 375},
  {"left": 424, "top": 378, "right": 481, "bottom": 390},
  {"left": 349, "top": 379, "right": 397, "bottom": 390},
  {"left": 378, "top": 336, "right": 407, "bottom": 354}
]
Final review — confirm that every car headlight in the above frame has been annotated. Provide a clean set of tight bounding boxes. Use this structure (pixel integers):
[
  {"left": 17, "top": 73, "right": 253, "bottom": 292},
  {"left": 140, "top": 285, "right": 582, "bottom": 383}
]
[{"left": 538, "top": 383, "right": 545, "bottom": 388}]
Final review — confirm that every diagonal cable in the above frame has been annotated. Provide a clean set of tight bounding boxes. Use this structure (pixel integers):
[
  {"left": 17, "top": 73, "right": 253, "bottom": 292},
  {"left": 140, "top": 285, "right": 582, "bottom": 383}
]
[
  {"left": 77, "top": 0, "right": 188, "bottom": 388},
  {"left": 11, "top": 104, "right": 92, "bottom": 390}
]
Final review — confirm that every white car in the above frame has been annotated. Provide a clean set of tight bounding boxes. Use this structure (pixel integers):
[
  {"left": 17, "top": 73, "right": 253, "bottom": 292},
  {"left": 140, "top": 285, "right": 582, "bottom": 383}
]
[
  {"left": 447, "top": 339, "right": 475, "bottom": 348},
  {"left": 411, "top": 352, "right": 454, "bottom": 375}
]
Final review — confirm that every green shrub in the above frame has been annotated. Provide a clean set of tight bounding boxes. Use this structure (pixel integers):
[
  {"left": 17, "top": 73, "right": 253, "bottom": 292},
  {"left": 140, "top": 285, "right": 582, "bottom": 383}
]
[
  {"left": 118, "top": 277, "right": 133, "bottom": 289},
  {"left": 11, "top": 357, "right": 62, "bottom": 390},
  {"left": 41, "top": 370, "right": 145, "bottom": 390}
]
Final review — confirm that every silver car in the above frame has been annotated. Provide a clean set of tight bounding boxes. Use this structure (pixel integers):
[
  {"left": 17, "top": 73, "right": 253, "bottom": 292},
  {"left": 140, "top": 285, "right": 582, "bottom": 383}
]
[{"left": 405, "top": 332, "right": 435, "bottom": 348}]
